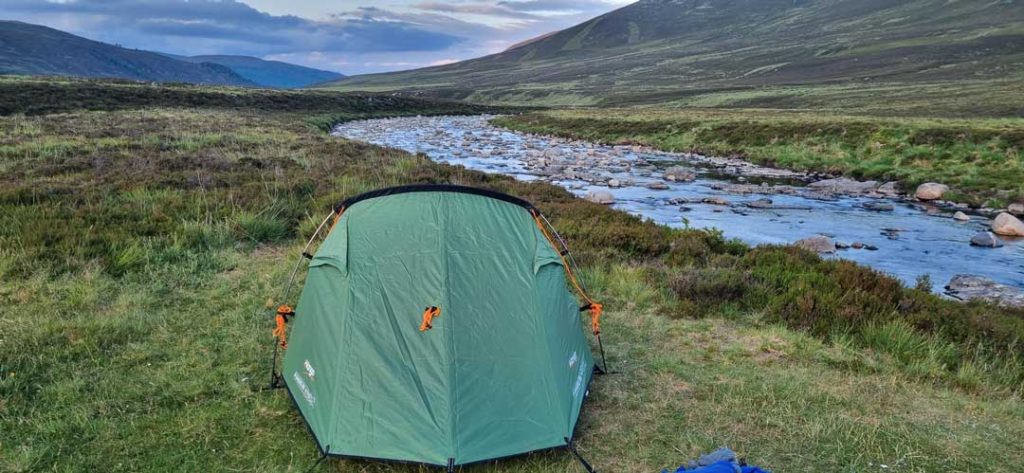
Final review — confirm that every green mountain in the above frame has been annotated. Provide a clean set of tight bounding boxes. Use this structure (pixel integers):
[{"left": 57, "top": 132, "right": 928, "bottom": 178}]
[
  {"left": 0, "top": 21, "right": 253, "bottom": 86},
  {"left": 323, "top": 0, "right": 1024, "bottom": 109},
  {"left": 175, "top": 55, "right": 344, "bottom": 89}
]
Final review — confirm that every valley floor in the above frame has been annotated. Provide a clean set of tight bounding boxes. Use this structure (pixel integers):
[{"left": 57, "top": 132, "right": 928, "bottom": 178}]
[{"left": 2, "top": 79, "right": 1023, "bottom": 472}]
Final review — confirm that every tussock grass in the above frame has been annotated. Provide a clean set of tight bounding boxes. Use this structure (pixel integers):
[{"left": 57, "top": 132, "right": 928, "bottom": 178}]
[{"left": 3, "top": 78, "right": 1024, "bottom": 472}]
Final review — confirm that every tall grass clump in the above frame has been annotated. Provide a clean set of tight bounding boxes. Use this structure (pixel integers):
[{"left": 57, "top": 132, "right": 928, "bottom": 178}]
[
  {"left": 176, "top": 219, "right": 235, "bottom": 251},
  {"left": 234, "top": 209, "right": 291, "bottom": 244},
  {"left": 860, "top": 320, "right": 961, "bottom": 378}
]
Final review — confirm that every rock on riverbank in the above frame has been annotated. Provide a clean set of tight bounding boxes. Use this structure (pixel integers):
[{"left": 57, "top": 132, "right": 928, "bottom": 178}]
[
  {"left": 945, "top": 275, "right": 1024, "bottom": 308},
  {"left": 992, "top": 212, "right": 1024, "bottom": 237}
]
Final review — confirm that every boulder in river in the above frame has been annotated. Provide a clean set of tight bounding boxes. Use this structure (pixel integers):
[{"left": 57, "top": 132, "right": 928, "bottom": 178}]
[
  {"left": 745, "top": 198, "right": 774, "bottom": 209},
  {"left": 807, "top": 178, "right": 878, "bottom": 194},
  {"left": 795, "top": 235, "right": 836, "bottom": 253},
  {"left": 702, "top": 197, "right": 730, "bottom": 206},
  {"left": 945, "top": 275, "right": 1024, "bottom": 308},
  {"left": 607, "top": 178, "right": 622, "bottom": 188},
  {"left": 862, "top": 201, "right": 894, "bottom": 212},
  {"left": 876, "top": 181, "right": 900, "bottom": 196},
  {"left": 584, "top": 190, "right": 616, "bottom": 205},
  {"left": 970, "top": 232, "right": 1003, "bottom": 248},
  {"left": 992, "top": 212, "right": 1024, "bottom": 236},
  {"left": 952, "top": 211, "right": 970, "bottom": 222},
  {"left": 647, "top": 181, "right": 670, "bottom": 190},
  {"left": 664, "top": 166, "right": 697, "bottom": 182},
  {"left": 915, "top": 182, "right": 949, "bottom": 201},
  {"left": 1008, "top": 203, "right": 1024, "bottom": 216}
]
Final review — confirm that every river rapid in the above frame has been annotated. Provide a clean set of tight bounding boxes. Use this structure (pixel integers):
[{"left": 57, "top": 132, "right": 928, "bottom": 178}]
[{"left": 333, "top": 115, "right": 1024, "bottom": 294}]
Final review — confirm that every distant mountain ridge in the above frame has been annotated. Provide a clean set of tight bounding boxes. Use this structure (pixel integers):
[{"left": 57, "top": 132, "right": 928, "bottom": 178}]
[
  {"left": 0, "top": 21, "right": 343, "bottom": 88},
  {"left": 173, "top": 55, "right": 344, "bottom": 88},
  {"left": 0, "top": 21, "right": 252, "bottom": 86},
  {"left": 323, "top": 0, "right": 1024, "bottom": 107}
]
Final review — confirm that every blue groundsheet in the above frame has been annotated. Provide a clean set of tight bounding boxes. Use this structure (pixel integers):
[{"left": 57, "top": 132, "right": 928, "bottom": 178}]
[{"left": 662, "top": 447, "right": 770, "bottom": 473}]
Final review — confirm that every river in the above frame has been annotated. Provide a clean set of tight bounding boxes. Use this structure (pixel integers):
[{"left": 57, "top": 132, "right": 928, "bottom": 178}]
[{"left": 333, "top": 115, "right": 1024, "bottom": 294}]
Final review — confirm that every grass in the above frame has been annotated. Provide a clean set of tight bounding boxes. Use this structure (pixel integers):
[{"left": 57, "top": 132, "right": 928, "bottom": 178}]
[
  {"left": 0, "top": 75, "right": 504, "bottom": 118},
  {"left": 322, "top": 0, "right": 1024, "bottom": 115},
  {"left": 494, "top": 109, "right": 1024, "bottom": 207},
  {"left": 2, "top": 77, "right": 1024, "bottom": 472}
]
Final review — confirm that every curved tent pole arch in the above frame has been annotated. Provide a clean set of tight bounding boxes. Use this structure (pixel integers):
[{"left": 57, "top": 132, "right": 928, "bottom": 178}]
[{"left": 268, "top": 208, "right": 336, "bottom": 389}]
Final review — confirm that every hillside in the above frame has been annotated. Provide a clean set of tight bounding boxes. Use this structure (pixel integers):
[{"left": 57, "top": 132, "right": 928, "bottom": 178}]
[
  {"left": 324, "top": 0, "right": 1024, "bottom": 112},
  {"left": 0, "top": 21, "right": 252, "bottom": 86},
  {"left": 176, "top": 55, "right": 343, "bottom": 88}
]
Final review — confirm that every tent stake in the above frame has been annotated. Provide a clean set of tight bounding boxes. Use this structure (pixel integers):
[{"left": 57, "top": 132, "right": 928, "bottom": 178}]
[
  {"left": 268, "top": 343, "right": 283, "bottom": 389},
  {"left": 447, "top": 458, "right": 455, "bottom": 473},
  {"left": 565, "top": 438, "right": 597, "bottom": 473},
  {"left": 304, "top": 450, "right": 328, "bottom": 473},
  {"left": 596, "top": 333, "right": 610, "bottom": 375}
]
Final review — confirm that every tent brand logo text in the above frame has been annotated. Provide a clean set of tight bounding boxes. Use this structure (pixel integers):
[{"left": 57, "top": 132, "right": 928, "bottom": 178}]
[
  {"left": 304, "top": 360, "right": 316, "bottom": 380},
  {"left": 293, "top": 372, "right": 316, "bottom": 407},
  {"left": 568, "top": 351, "right": 578, "bottom": 369},
  {"left": 572, "top": 362, "right": 587, "bottom": 398}
]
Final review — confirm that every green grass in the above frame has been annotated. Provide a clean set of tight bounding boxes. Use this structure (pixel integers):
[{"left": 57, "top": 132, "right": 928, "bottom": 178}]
[
  {"left": 494, "top": 109, "right": 1024, "bottom": 207},
  {"left": 3, "top": 78, "right": 1024, "bottom": 472}
]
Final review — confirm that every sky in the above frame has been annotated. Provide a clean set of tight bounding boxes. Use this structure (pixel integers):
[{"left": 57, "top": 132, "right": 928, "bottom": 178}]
[{"left": 1, "top": 0, "right": 634, "bottom": 75}]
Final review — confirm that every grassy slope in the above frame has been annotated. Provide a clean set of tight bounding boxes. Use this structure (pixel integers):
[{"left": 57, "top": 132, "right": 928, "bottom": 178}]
[
  {"left": 323, "top": 0, "right": 1024, "bottom": 114},
  {"left": 0, "top": 21, "right": 252, "bottom": 87},
  {"left": 494, "top": 109, "right": 1024, "bottom": 207},
  {"left": 176, "top": 55, "right": 344, "bottom": 89},
  {"left": 2, "top": 79, "right": 1024, "bottom": 472}
]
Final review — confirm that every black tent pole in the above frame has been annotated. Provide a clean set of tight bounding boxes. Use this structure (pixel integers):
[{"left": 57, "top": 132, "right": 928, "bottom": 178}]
[
  {"left": 268, "top": 342, "right": 283, "bottom": 389},
  {"left": 565, "top": 438, "right": 597, "bottom": 473},
  {"left": 596, "top": 333, "right": 609, "bottom": 375}
]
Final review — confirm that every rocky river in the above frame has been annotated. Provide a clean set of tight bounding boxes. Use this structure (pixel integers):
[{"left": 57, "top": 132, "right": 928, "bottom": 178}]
[{"left": 333, "top": 115, "right": 1024, "bottom": 305}]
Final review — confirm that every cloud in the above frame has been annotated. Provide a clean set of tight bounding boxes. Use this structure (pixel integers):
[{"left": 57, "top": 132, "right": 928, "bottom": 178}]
[
  {"left": 429, "top": 58, "right": 459, "bottom": 66},
  {"left": 2, "top": 0, "right": 463, "bottom": 56},
  {"left": 413, "top": 2, "right": 541, "bottom": 20},
  {"left": 498, "top": 0, "right": 622, "bottom": 14},
  {"left": 1, "top": 0, "right": 633, "bottom": 74}
]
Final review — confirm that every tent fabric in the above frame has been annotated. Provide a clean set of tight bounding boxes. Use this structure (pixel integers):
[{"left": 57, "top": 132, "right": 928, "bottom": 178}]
[{"left": 281, "top": 185, "right": 596, "bottom": 467}]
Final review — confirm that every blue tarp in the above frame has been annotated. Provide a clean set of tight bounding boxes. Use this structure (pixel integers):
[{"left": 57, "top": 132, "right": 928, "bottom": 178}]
[{"left": 662, "top": 447, "right": 770, "bottom": 473}]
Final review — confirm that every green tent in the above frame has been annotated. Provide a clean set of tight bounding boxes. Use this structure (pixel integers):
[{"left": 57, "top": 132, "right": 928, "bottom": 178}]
[{"left": 277, "top": 185, "right": 600, "bottom": 470}]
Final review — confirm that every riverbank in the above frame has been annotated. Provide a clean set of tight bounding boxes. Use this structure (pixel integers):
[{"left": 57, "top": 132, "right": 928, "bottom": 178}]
[
  {"left": 493, "top": 109, "right": 1024, "bottom": 208},
  {"left": 3, "top": 79, "right": 1024, "bottom": 472},
  {"left": 334, "top": 115, "right": 1024, "bottom": 298}
]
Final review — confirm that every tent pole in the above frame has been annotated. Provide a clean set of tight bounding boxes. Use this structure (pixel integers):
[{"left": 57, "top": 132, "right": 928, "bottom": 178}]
[
  {"left": 280, "top": 211, "right": 335, "bottom": 303},
  {"left": 565, "top": 438, "right": 597, "bottom": 473},
  {"left": 266, "top": 210, "right": 334, "bottom": 390},
  {"left": 595, "top": 333, "right": 610, "bottom": 375},
  {"left": 268, "top": 342, "right": 284, "bottom": 389},
  {"left": 447, "top": 458, "right": 456, "bottom": 473},
  {"left": 541, "top": 212, "right": 611, "bottom": 375}
]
